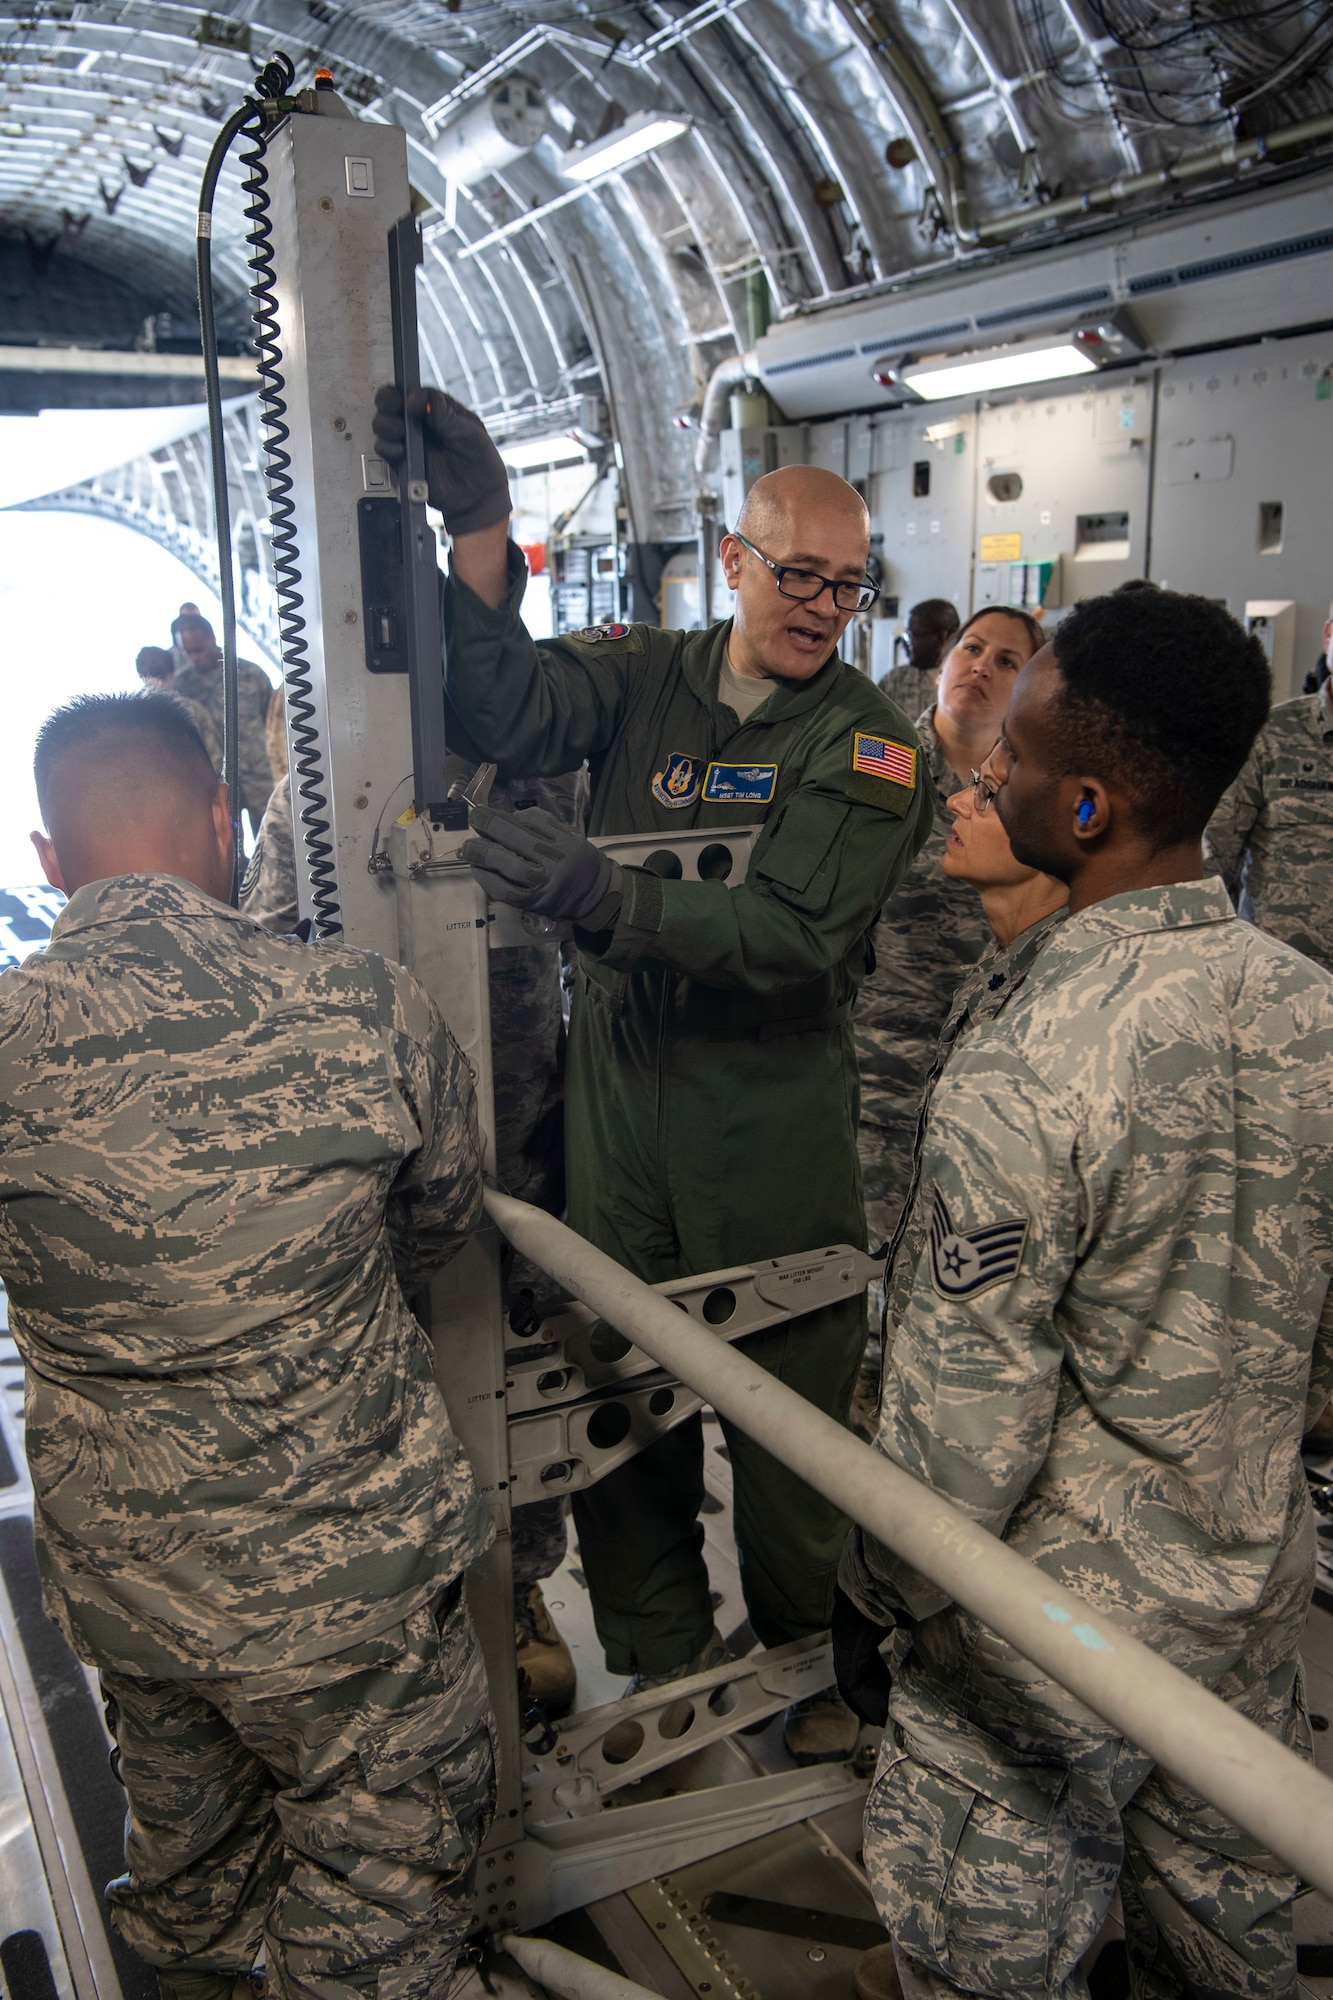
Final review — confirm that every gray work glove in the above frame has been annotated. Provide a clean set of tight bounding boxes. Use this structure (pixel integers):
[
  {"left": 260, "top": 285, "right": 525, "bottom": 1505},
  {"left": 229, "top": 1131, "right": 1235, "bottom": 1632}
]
[
  {"left": 461, "top": 805, "right": 623, "bottom": 930},
  {"left": 371, "top": 384, "right": 511, "bottom": 538}
]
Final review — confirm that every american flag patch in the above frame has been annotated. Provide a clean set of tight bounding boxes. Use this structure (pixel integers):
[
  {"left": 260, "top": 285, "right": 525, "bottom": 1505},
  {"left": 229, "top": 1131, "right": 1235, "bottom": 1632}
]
[{"left": 852, "top": 732, "right": 916, "bottom": 788}]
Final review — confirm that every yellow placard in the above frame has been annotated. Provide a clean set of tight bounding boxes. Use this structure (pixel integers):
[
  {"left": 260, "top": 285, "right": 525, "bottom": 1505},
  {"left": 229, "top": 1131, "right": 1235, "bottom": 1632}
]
[{"left": 980, "top": 533, "right": 1023, "bottom": 562}]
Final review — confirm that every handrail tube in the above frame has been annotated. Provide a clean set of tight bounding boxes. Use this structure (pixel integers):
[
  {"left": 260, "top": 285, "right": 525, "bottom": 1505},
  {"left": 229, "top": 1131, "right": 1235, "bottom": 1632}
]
[
  {"left": 484, "top": 1187, "right": 1333, "bottom": 1897},
  {"left": 499, "top": 1932, "right": 661, "bottom": 2000}
]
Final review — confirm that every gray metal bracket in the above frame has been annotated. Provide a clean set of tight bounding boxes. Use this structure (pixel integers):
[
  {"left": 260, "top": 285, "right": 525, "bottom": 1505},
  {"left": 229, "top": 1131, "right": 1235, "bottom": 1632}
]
[
  {"left": 522, "top": 1634, "right": 839, "bottom": 1815},
  {"left": 504, "top": 1246, "right": 879, "bottom": 1503},
  {"left": 591, "top": 824, "right": 761, "bottom": 883},
  {"left": 483, "top": 1762, "right": 868, "bottom": 1933},
  {"left": 505, "top": 1244, "right": 881, "bottom": 1417}
]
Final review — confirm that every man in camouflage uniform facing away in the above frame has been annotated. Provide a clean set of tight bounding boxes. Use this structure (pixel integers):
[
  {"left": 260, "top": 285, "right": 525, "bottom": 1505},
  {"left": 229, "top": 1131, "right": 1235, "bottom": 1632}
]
[
  {"left": 834, "top": 588, "right": 1333, "bottom": 2000},
  {"left": 0, "top": 692, "right": 495, "bottom": 2000},
  {"left": 242, "top": 756, "right": 582, "bottom": 1711}
]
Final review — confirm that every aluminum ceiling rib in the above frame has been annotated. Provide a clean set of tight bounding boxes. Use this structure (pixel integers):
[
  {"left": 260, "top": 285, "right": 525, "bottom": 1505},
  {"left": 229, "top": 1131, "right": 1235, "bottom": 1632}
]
[{"left": 0, "top": 0, "right": 1329, "bottom": 542}]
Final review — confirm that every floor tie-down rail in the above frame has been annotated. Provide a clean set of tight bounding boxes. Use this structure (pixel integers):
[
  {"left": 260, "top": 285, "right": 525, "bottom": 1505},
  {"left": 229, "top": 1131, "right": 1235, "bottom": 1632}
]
[{"left": 484, "top": 1186, "right": 1333, "bottom": 1910}]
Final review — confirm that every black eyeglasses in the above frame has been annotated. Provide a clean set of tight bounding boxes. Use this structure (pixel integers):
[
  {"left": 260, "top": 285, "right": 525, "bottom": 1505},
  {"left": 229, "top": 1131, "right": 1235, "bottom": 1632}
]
[
  {"left": 732, "top": 531, "right": 880, "bottom": 614},
  {"left": 970, "top": 768, "right": 1000, "bottom": 814}
]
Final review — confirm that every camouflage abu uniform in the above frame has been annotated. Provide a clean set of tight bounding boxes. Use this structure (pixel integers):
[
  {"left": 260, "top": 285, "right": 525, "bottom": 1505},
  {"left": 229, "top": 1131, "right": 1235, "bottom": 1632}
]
[
  {"left": 1204, "top": 680, "right": 1333, "bottom": 973},
  {"left": 855, "top": 710, "right": 989, "bottom": 1244},
  {"left": 172, "top": 654, "right": 277, "bottom": 830},
  {"left": 840, "top": 882, "right": 1333, "bottom": 1999},
  {"left": 0, "top": 876, "right": 495, "bottom": 2000},
  {"left": 877, "top": 661, "right": 937, "bottom": 725},
  {"left": 240, "top": 759, "right": 581, "bottom": 1589}
]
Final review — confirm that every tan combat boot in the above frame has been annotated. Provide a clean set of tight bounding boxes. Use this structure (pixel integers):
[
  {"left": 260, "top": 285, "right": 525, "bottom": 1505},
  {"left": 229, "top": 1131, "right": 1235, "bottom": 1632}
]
[{"left": 515, "top": 1583, "right": 577, "bottom": 1717}]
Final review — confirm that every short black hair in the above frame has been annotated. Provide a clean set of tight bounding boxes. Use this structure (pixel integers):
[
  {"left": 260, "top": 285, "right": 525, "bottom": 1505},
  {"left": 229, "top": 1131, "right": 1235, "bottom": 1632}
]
[
  {"left": 909, "top": 597, "right": 960, "bottom": 633},
  {"left": 1049, "top": 588, "right": 1271, "bottom": 849},
  {"left": 172, "top": 613, "right": 215, "bottom": 643},
  {"left": 136, "top": 645, "right": 174, "bottom": 680},
  {"left": 34, "top": 691, "right": 217, "bottom": 820}
]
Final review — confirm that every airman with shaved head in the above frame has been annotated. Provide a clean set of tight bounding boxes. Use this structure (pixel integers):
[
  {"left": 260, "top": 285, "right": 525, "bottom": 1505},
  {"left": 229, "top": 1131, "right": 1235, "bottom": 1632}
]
[
  {"left": 372, "top": 383, "right": 934, "bottom": 1763},
  {"left": 3, "top": 690, "right": 496, "bottom": 2000}
]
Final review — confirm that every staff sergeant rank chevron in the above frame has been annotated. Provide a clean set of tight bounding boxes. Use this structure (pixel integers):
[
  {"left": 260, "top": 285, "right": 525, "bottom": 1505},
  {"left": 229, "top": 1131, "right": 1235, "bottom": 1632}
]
[{"left": 929, "top": 1186, "right": 1029, "bottom": 1300}]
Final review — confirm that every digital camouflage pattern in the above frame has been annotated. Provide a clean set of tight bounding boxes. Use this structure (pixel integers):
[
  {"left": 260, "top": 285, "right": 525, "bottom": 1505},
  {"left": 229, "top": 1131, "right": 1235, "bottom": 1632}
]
[
  {"left": 877, "top": 907, "right": 1067, "bottom": 1286},
  {"left": 854, "top": 711, "right": 990, "bottom": 1244},
  {"left": 239, "top": 771, "right": 298, "bottom": 931},
  {"left": 1204, "top": 681, "right": 1333, "bottom": 974},
  {"left": 103, "top": 1585, "right": 494, "bottom": 2000},
  {"left": 0, "top": 875, "right": 491, "bottom": 1677},
  {"left": 841, "top": 881, "right": 1333, "bottom": 1997},
  {"left": 876, "top": 662, "right": 936, "bottom": 723},
  {"left": 172, "top": 654, "right": 278, "bottom": 828},
  {"left": 240, "top": 759, "right": 581, "bottom": 1587},
  {"left": 871, "top": 1657, "right": 1309, "bottom": 2000}
]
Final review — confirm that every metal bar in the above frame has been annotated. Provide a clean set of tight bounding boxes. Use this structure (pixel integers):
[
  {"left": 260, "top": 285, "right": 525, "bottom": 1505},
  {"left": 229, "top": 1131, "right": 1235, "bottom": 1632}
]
[
  {"left": 387, "top": 211, "right": 450, "bottom": 817},
  {"left": 499, "top": 1930, "right": 664, "bottom": 2000},
  {"left": 976, "top": 110, "right": 1333, "bottom": 241},
  {"left": 484, "top": 1187, "right": 1333, "bottom": 1898},
  {"left": 0, "top": 347, "right": 257, "bottom": 378}
]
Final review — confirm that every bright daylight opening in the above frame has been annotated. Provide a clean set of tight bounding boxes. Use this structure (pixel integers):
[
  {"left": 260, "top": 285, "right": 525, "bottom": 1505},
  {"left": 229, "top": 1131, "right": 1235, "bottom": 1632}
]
[{"left": 0, "top": 511, "right": 276, "bottom": 966}]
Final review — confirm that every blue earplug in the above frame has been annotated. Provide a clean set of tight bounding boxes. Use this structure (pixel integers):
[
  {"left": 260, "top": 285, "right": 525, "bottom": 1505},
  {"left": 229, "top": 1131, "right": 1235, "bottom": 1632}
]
[{"left": 1078, "top": 800, "right": 1095, "bottom": 825}]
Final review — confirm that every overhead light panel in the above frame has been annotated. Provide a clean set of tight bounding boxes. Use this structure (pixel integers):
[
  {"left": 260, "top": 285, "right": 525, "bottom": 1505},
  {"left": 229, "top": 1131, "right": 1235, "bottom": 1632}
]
[
  {"left": 560, "top": 111, "right": 690, "bottom": 183},
  {"left": 499, "top": 434, "right": 588, "bottom": 471},
  {"left": 870, "top": 328, "right": 1123, "bottom": 403}
]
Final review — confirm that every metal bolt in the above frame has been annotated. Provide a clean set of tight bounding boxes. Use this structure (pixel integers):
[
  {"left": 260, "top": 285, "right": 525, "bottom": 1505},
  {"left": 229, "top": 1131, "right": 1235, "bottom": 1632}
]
[
  {"left": 807, "top": 1948, "right": 826, "bottom": 1964},
  {"left": 504, "top": 1876, "right": 514, "bottom": 1887},
  {"left": 333, "top": 416, "right": 346, "bottom": 431},
  {"left": 353, "top": 794, "right": 368, "bottom": 810},
  {"left": 343, "top": 610, "right": 357, "bottom": 624},
  {"left": 319, "top": 196, "right": 333, "bottom": 212}
]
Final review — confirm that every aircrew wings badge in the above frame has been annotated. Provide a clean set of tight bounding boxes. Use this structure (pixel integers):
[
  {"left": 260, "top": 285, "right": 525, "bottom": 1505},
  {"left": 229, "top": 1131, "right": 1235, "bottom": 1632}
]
[{"left": 928, "top": 1187, "right": 1028, "bottom": 1301}]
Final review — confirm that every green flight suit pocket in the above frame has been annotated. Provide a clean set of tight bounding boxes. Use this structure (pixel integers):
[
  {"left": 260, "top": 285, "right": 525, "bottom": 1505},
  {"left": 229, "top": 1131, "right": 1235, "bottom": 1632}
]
[{"left": 754, "top": 794, "right": 850, "bottom": 916}]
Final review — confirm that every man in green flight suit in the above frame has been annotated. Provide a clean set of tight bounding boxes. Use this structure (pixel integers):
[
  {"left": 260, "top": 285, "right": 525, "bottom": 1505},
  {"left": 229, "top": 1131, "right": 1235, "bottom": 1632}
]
[{"left": 374, "top": 388, "right": 934, "bottom": 1761}]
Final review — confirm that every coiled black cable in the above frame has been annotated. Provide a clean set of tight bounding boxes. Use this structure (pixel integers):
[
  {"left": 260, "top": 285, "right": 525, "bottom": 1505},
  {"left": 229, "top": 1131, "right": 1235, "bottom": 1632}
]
[{"left": 195, "top": 52, "right": 344, "bottom": 938}]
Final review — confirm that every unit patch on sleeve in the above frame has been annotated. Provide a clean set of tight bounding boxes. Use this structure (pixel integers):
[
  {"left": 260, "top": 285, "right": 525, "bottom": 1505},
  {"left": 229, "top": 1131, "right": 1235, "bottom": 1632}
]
[
  {"left": 701, "top": 762, "right": 778, "bottom": 806},
  {"left": 929, "top": 1187, "right": 1028, "bottom": 1301},
  {"left": 652, "top": 751, "right": 703, "bottom": 809},
  {"left": 846, "top": 730, "right": 918, "bottom": 814},
  {"left": 573, "top": 622, "right": 630, "bottom": 643}
]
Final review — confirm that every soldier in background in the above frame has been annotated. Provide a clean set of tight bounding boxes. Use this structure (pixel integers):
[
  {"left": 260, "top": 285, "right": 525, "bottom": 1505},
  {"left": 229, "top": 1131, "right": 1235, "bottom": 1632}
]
[
  {"left": 1204, "top": 641, "right": 1333, "bottom": 975},
  {"left": 242, "top": 754, "right": 584, "bottom": 1715},
  {"left": 876, "top": 598, "right": 959, "bottom": 722},
  {"left": 855, "top": 607, "right": 1042, "bottom": 1248},
  {"left": 171, "top": 612, "right": 276, "bottom": 835},
  {"left": 837, "top": 588, "right": 1333, "bottom": 2000},
  {"left": 3, "top": 691, "right": 495, "bottom": 2000},
  {"left": 137, "top": 643, "right": 224, "bottom": 771}
]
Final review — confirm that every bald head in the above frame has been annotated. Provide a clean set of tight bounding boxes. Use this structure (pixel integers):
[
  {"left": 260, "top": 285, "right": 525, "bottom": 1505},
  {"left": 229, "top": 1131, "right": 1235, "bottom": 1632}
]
[
  {"left": 32, "top": 692, "right": 233, "bottom": 902},
  {"left": 736, "top": 465, "right": 870, "bottom": 554}
]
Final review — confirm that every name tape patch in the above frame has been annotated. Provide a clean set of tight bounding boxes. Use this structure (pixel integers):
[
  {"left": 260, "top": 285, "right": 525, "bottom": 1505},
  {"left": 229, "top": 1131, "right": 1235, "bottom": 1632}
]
[
  {"left": 652, "top": 751, "right": 702, "bottom": 809},
  {"left": 851, "top": 732, "right": 917, "bottom": 788},
  {"left": 929, "top": 1186, "right": 1028, "bottom": 1301},
  {"left": 702, "top": 762, "right": 778, "bottom": 806}
]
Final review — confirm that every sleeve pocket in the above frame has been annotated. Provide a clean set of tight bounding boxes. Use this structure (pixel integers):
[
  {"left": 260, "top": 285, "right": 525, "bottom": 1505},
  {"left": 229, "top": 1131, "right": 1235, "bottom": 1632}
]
[{"left": 754, "top": 794, "right": 851, "bottom": 907}]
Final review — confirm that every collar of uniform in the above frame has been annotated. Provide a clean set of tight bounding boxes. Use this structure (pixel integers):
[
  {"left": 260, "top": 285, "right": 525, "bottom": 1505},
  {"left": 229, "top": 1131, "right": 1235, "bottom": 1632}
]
[
  {"left": 1038, "top": 878, "right": 1235, "bottom": 962},
  {"left": 51, "top": 873, "right": 239, "bottom": 940},
  {"left": 684, "top": 619, "right": 848, "bottom": 722}
]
